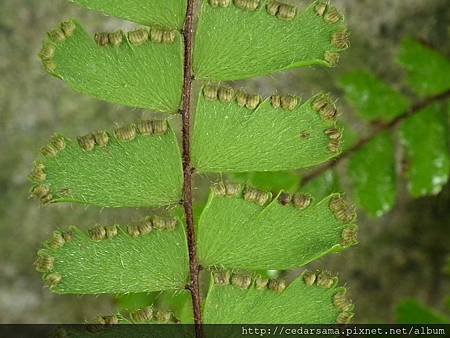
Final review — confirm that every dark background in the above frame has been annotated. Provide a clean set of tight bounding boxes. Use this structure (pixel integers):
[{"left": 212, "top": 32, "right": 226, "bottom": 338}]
[{"left": 0, "top": 0, "right": 449, "bottom": 323}]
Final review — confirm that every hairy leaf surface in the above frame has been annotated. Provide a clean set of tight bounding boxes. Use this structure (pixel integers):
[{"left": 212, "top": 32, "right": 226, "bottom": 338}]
[
  {"left": 340, "top": 71, "right": 409, "bottom": 122},
  {"left": 30, "top": 125, "right": 183, "bottom": 208},
  {"left": 348, "top": 133, "right": 397, "bottom": 217},
  {"left": 198, "top": 190, "right": 356, "bottom": 270},
  {"left": 398, "top": 38, "right": 450, "bottom": 96},
  {"left": 194, "top": 0, "right": 348, "bottom": 80},
  {"left": 37, "top": 224, "right": 189, "bottom": 294},
  {"left": 400, "top": 104, "right": 449, "bottom": 197},
  {"left": 42, "top": 20, "right": 183, "bottom": 113},
  {"left": 192, "top": 92, "right": 340, "bottom": 172},
  {"left": 203, "top": 274, "right": 343, "bottom": 323},
  {"left": 69, "top": 0, "right": 187, "bottom": 29}
]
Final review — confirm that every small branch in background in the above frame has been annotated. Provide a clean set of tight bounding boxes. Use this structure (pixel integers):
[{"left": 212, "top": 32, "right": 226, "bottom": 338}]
[
  {"left": 300, "top": 89, "right": 450, "bottom": 186},
  {"left": 181, "top": 0, "right": 203, "bottom": 336}
]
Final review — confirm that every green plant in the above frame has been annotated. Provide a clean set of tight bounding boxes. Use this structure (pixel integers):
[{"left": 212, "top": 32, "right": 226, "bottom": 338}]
[
  {"left": 301, "top": 39, "right": 450, "bottom": 217},
  {"left": 30, "top": 0, "right": 357, "bottom": 330},
  {"left": 396, "top": 299, "right": 449, "bottom": 325}
]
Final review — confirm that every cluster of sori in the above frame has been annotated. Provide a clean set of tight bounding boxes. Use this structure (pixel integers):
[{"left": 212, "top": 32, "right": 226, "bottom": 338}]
[
  {"left": 277, "top": 192, "right": 313, "bottom": 210},
  {"left": 213, "top": 270, "right": 287, "bottom": 293},
  {"left": 85, "top": 306, "right": 178, "bottom": 330},
  {"left": 126, "top": 216, "right": 178, "bottom": 238},
  {"left": 315, "top": 1, "right": 348, "bottom": 65},
  {"left": 212, "top": 182, "right": 316, "bottom": 211},
  {"left": 303, "top": 270, "right": 337, "bottom": 288},
  {"left": 314, "top": 1, "right": 343, "bottom": 23},
  {"left": 329, "top": 196, "right": 357, "bottom": 224},
  {"left": 40, "top": 134, "right": 66, "bottom": 158},
  {"left": 328, "top": 196, "right": 358, "bottom": 247},
  {"left": 88, "top": 225, "right": 120, "bottom": 241},
  {"left": 87, "top": 217, "right": 177, "bottom": 241},
  {"left": 310, "top": 94, "right": 343, "bottom": 153},
  {"left": 303, "top": 270, "right": 354, "bottom": 324},
  {"left": 29, "top": 160, "right": 54, "bottom": 204},
  {"left": 324, "top": 127, "right": 342, "bottom": 153},
  {"left": 311, "top": 93, "right": 338, "bottom": 121},
  {"left": 340, "top": 225, "right": 358, "bottom": 248},
  {"left": 95, "top": 27, "right": 176, "bottom": 47},
  {"left": 210, "top": 0, "right": 297, "bottom": 20},
  {"left": 34, "top": 230, "right": 74, "bottom": 288},
  {"left": 270, "top": 95, "right": 301, "bottom": 111},
  {"left": 266, "top": 1, "right": 297, "bottom": 20},
  {"left": 212, "top": 182, "right": 273, "bottom": 207},
  {"left": 129, "top": 306, "right": 177, "bottom": 324},
  {"left": 77, "top": 119, "right": 168, "bottom": 151},
  {"left": 203, "top": 85, "right": 262, "bottom": 110},
  {"left": 38, "top": 20, "right": 76, "bottom": 73},
  {"left": 331, "top": 30, "right": 350, "bottom": 50}
]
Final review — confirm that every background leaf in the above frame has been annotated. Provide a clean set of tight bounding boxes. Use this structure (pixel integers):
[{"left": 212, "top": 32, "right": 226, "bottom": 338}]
[
  {"left": 194, "top": 0, "right": 348, "bottom": 81},
  {"left": 192, "top": 91, "right": 340, "bottom": 172},
  {"left": 400, "top": 104, "right": 450, "bottom": 197},
  {"left": 396, "top": 300, "right": 449, "bottom": 324},
  {"left": 301, "top": 170, "right": 340, "bottom": 200},
  {"left": 397, "top": 38, "right": 450, "bottom": 96},
  {"left": 69, "top": 0, "right": 188, "bottom": 29},
  {"left": 339, "top": 71, "right": 409, "bottom": 122},
  {"left": 36, "top": 223, "right": 189, "bottom": 294},
  {"left": 116, "top": 293, "right": 159, "bottom": 312},
  {"left": 198, "top": 190, "right": 356, "bottom": 270},
  {"left": 42, "top": 20, "right": 183, "bottom": 113},
  {"left": 348, "top": 133, "right": 397, "bottom": 217},
  {"left": 29, "top": 124, "right": 183, "bottom": 208},
  {"left": 229, "top": 171, "right": 300, "bottom": 193},
  {"left": 203, "top": 274, "right": 344, "bottom": 324}
]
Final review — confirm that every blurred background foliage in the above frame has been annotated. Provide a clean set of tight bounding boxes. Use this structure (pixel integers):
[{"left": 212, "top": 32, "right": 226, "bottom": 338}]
[{"left": 0, "top": 0, "right": 449, "bottom": 323}]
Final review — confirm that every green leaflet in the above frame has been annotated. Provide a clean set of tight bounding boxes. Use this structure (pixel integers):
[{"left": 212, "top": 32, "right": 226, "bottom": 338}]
[
  {"left": 29, "top": 122, "right": 183, "bottom": 208},
  {"left": 339, "top": 71, "right": 409, "bottom": 122},
  {"left": 40, "top": 20, "right": 183, "bottom": 113},
  {"left": 396, "top": 300, "right": 449, "bottom": 324},
  {"left": 397, "top": 38, "right": 450, "bottom": 96},
  {"left": 192, "top": 89, "right": 341, "bottom": 172},
  {"left": 348, "top": 133, "right": 397, "bottom": 217},
  {"left": 339, "top": 120, "right": 358, "bottom": 151},
  {"left": 35, "top": 223, "right": 189, "bottom": 294},
  {"left": 194, "top": 0, "right": 348, "bottom": 81},
  {"left": 203, "top": 272, "right": 349, "bottom": 324},
  {"left": 69, "top": 0, "right": 187, "bottom": 29},
  {"left": 400, "top": 104, "right": 450, "bottom": 197},
  {"left": 198, "top": 188, "right": 357, "bottom": 270}
]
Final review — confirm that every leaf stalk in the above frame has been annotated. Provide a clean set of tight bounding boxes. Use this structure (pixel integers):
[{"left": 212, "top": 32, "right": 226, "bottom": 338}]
[
  {"left": 301, "top": 89, "right": 450, "bottom": 185},
  {"left": 181, "top": 0, "right": 203, "bottom": 335}
]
